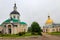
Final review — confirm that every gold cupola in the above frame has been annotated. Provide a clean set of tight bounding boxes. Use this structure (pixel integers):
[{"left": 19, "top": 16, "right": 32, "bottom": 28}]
[{"left": 46, "top": 15, "right": 53, "bottom": 24}]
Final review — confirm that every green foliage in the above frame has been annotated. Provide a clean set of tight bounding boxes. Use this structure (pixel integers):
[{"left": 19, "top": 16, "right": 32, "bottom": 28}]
[
  {"left": 31, "top": 21, "right": 42, "bottom": 35},
  {"left": 28, "top": 27, "right": 32, "bottom": 32},
  {"left": 0, "top": 32, "right": 40, "bottom": 38},
  {"left": 0, "top": 34, "right": 19, "bottom": 37},
  {"left": 18, "top": 32, "right": 25, "bottom": 36},
  {"left": 48, "top": 32, "right": 60, "bottom": 35}
]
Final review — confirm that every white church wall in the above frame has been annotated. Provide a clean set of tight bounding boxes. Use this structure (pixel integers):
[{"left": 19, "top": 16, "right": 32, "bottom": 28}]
[{"left": 10, "top": 14, "right": 20, "bottom": 20}]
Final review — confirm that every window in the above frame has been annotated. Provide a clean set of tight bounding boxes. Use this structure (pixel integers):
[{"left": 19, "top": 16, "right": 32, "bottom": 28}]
[
  {"left": 14, "top": 16, "right": 15, "bottom": 18},
  {"left": 52, "top": 26, "right": 54, "bottom": 28},
  {"left": 0, "top": 31, "right": 2, "bottom": 34},
  {"left": 14, "top": 25, "right": 17, "bottom": 27},
  {"left": 8, "top": 25, "right": 11, "bottom": 34},
  {"left": 4, "top": 25, "right": 6, "bottom": 27},
  {"left": 8, "top": 25, "right": 11, "bottom": 29}
]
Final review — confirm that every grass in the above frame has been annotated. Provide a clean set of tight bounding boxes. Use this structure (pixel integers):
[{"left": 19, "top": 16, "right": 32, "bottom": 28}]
[
  {"left": 48, "top": 32, "right": 60, "bottom": 36},
  {"left": 0, "top": 32, "right": 40, "bottom": 38}
]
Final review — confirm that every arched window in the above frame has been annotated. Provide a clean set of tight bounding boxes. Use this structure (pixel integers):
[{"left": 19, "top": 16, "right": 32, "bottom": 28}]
[
  {"left": 14, "top": 25, "right": 17, "bottom": 27},
  {"left": 14, "top": 16, "right": 15, "bottom": 18},
  {"left": 8, "top": 25, "right": 11, "bottom": 34},
  {"left": 10, "top": 17, "right": 12, "bottom": 20},
  {"left": 4, "top": 25, "right": 6, "bottom": 27},
  {"left": 8, "top": 25, "right": 11, "bottom": 29}
]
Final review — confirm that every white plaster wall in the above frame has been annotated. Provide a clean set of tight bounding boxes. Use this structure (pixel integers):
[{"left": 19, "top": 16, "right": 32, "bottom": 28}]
[
  {"left": 3, "top": 23, "right": 27, "bottom": 34},
  {"left": 19, "top": 24, "right": 27, "bottom": 32},
  {"left": 10, "top": 14, "right": 20, "bottom": 20}
]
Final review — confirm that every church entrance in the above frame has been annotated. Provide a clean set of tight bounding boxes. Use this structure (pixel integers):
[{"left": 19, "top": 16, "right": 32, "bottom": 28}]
[{"left": 8, "top": 25, "right": 11, "bottom": 34}]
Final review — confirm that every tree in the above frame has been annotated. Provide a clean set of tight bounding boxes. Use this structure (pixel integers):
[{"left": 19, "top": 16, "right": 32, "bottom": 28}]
[
  {"left": 28, "top": 27, "right": 31, "bottom": 32},
  {"left": 31, "top": 21, "right": 42, "bottom": 35}
]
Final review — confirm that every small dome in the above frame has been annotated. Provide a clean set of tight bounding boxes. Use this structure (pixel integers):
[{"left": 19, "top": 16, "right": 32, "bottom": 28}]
[
  {"left": 46, "top": 19, "right": 53, "bottom": 24},
  {"left": 10, "top": 10, "right": 20, "bottom": 15},
  {"left": 45, "top": 16, "right": 53, "bottom": 24},
  {"left": 10, "top": 3, "right": 20, "bottom": 15}
]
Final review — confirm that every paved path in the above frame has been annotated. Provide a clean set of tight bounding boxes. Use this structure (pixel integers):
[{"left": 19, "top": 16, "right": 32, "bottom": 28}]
[
  {"left": 0, "top": 33, "right": 60, "bottom": 40},
  {"left": 42, "top": 33, "right": 60, "bottom": 40}
]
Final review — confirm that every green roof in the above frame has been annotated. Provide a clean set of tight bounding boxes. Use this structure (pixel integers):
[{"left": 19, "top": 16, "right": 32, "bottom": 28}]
[
  {"left": 20, "top": 22, "right": 27, "bottom": 25},
  {"left": 1, "top": 18, "right": 27, "bottom": 25},
  {"left": 3, "top": 19, "right": 19, "bottom": 23}
]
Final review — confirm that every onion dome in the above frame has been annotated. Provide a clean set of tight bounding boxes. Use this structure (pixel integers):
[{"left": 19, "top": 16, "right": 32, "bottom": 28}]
[
  {"left": 10, "top": 3, "right": 20, "bottom": 15},
  {"left": 46, "top": 16, "right": 53, "bottom": 24},
  {"left": 10, "top": 10, "right": 20, "bottom": 15}
]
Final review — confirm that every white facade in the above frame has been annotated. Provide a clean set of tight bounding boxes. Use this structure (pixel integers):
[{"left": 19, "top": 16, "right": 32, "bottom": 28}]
[{"left": 0, "top": 3, "right": 27, "bottom": 34}]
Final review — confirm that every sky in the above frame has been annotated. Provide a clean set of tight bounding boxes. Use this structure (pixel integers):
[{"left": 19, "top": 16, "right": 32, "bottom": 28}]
[{"left": 0, "top": 0, "right": 60, "bottom": 28}]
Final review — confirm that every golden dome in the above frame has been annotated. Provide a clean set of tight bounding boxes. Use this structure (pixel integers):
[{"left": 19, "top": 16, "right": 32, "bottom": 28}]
[{"left": 46, "top": 16, "right": 53, "bottom": 24}]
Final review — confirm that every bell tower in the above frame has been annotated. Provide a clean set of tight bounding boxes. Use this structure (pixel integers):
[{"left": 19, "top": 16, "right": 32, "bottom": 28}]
[{"left": 10, "top": 3, "right": 20, "bottom": 20}]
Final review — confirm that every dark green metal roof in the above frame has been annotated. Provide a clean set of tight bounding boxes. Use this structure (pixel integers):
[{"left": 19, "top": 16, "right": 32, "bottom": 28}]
[
  {"left": 3, "top": 19, "right": 19, "bottom": 23},
  {"left": 1, "top": 18, "right": 27, "bottom": 25},
  {"left": 20, "top": 22, "right": 27, "bottom": 25}
]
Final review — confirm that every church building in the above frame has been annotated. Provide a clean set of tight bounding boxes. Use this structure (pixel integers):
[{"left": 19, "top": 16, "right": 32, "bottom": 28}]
[
  {"left": 0, "top": 3, "right": 27, "bottom": 34},
  {"left": 43, "top": 15, "right": 60, "bottom": 33}
]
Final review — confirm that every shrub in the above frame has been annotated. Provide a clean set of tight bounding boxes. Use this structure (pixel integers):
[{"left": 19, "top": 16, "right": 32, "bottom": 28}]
[
  {"left": 31, "top": 22, "right": 42, "bottom": 35},
  {"left": 18, "top": 32, "right": 25, "bottom": 36}
]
